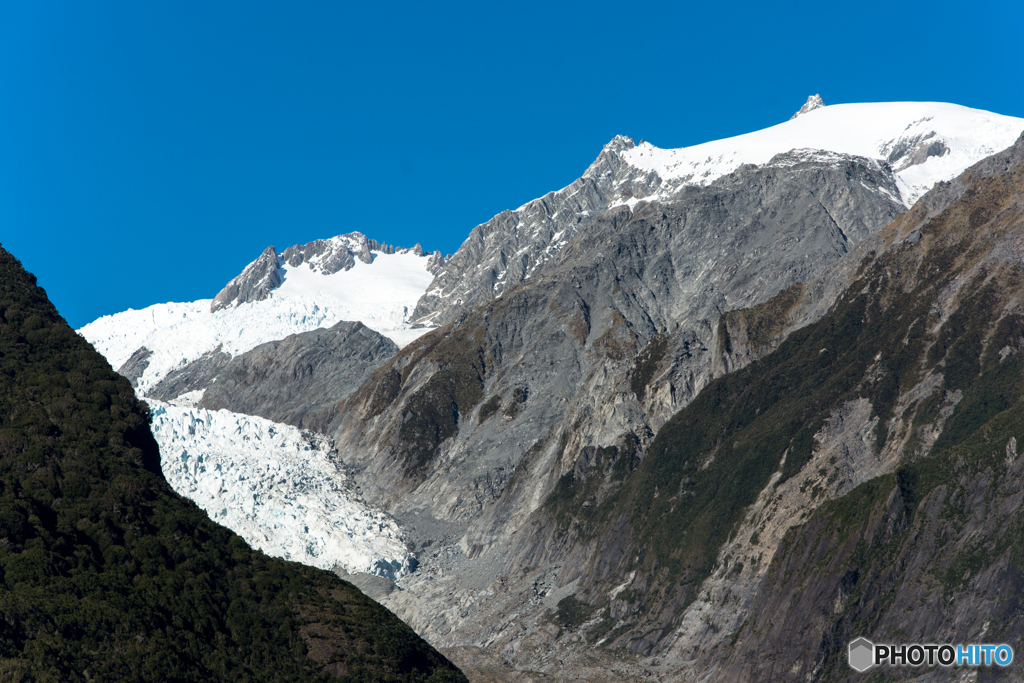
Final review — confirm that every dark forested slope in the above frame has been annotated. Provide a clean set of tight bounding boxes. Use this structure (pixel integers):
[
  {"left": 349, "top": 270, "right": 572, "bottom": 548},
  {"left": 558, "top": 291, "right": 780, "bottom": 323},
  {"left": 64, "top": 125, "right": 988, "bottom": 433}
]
[{"left": 0, "top": 245, "right": 466, "bottom": 683}]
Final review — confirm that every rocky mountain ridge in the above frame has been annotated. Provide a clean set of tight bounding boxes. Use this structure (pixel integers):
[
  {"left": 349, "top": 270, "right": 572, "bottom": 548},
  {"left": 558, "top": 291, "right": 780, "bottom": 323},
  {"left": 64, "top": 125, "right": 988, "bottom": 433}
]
[
  {"left": 411, "top": 101, "right": 1024, "bottom": 328},
  {"left": 327, "top": 144, "right": 916, "bottom": 677},
  {"left": 80, "top": 232, "right": 438, "bottom": 397},
  {"left": 332, "top": 131, "right": 1024, "bottom": 681},
  {"left": 0, "top": 244, "right": 466, "bottom": 682},
  {"left": 81, "top": 100, "right": 1024, "bottom": 682},
  {"left": 212, "top": 232, "right": 443, "bottom": 312}
]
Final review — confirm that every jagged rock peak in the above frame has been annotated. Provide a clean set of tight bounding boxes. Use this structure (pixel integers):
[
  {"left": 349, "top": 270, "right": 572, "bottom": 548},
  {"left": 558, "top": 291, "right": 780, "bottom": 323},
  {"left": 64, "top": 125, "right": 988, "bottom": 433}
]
[
  {"left": 210, "top": 245, "right": 282, "bottom": 313},
  {"left": 210, "top": 231, "right": 432, "bottom": 312},
  {"left": 601, "top": 134, "right": 636, "bottom": 154},
  {"left": 791, "top": 93, "right": 825, "bottom": 119},
  {"left": 282, "top": 232, "right": 393, "bottom": 271}
]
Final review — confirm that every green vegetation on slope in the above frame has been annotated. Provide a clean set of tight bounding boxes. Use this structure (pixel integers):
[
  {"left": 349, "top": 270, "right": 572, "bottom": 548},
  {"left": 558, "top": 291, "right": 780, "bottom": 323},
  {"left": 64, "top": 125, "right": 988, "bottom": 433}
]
[
  {"left": 0, "top": 246, "right": 466, "bottom": 683},
  {"left": 542, "top": 160, "right": 1024, "bottom": 652}
]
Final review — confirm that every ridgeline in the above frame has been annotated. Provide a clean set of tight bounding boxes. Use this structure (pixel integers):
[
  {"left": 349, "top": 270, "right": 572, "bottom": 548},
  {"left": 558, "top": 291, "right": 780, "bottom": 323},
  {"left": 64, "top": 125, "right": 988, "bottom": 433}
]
[{"left": 0, "top": 245, "right": 466, "bottom": 683}]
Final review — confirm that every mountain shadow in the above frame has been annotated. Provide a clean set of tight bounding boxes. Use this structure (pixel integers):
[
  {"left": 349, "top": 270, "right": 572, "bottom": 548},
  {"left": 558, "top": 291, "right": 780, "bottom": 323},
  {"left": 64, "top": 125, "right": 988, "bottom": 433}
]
[{"left": 0, "top": 245, "right": 466, "bottom": 683}]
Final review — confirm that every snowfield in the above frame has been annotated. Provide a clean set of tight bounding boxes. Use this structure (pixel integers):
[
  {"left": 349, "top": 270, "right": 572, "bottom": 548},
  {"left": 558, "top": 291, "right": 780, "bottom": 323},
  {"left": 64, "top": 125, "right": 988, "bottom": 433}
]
[
  {"left": 150, "top": 399, "right": 415, "bottom": 580},
  {"left": 80, "top": 248, "right": 434, "bottom": 396},
  {"left": 618, "top": 101, "right": 1024, "bottom": 207}
]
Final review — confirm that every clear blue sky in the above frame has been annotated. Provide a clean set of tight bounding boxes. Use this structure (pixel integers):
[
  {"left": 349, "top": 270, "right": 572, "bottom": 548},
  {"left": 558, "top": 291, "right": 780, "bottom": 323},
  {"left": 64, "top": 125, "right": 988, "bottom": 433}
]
[{"left": 2, "top": 1, "right": 1022, "bottom": 328}]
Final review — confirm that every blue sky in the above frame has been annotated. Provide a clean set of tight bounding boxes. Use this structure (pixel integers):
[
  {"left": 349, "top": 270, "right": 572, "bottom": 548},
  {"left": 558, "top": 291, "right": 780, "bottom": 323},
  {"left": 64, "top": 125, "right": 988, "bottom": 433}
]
[{"left": 2, "top": 1, "right": 1022, "bottom": 328}]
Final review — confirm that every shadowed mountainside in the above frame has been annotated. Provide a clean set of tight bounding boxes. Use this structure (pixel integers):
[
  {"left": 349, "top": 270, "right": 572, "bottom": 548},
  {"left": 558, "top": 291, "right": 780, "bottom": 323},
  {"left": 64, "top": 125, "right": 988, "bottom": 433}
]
[{"left": 0, "top": 245, "right": 466, "bottom": 683}]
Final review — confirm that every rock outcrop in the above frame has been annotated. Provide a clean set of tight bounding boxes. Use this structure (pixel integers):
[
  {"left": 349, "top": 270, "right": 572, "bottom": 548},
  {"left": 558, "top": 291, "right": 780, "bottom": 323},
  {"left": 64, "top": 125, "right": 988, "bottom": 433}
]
[
  {"left": 199, "top": 320, "right": 400, "bottom": 432},
  {"left": 409, "top": 135, "right": 658, "bottom": 327},
  {"left": 791, "top": 93, "right": 825, "bottom": 119},
  {"left": 210, "top": 244, "right": 282, "bottom": 312}
]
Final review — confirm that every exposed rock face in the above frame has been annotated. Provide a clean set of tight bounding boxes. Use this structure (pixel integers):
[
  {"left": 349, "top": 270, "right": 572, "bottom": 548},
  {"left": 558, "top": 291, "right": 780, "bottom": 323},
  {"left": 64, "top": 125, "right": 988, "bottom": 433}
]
[
  {"left": 199, "top": 321, "right": 399, "bottom": 432},
  {"left": 145, "top": 321, "right": 398, "bottom": 433},
  {"left": 146, "top": 347, "right": 231, "bottom": 402},
  {"left": 410, "top": 135, "right": 659, "bottom": 326},
  {"left": 210, "top": 244, "right": 282, "bottom": 312},
  {"left": 329, "top": 134, "right": 1024, "bottom": 681},
  {"left": 341, "top": 149, "right": 904, "bottom": 509},
  {"left": 282, "top": 234, "right": 398, "bottom": 272},
  {"left": 330, "top": 151, "right": 908, "bottom": 673},
  {"left": 696, "top": 132, "right": 1024, "bottom": 682},
  {"left": 791, "top": 93, "right": 825, "bottom": 119},
  {"left": 116, "top": 345, "right": 152, "bottom": 388}
]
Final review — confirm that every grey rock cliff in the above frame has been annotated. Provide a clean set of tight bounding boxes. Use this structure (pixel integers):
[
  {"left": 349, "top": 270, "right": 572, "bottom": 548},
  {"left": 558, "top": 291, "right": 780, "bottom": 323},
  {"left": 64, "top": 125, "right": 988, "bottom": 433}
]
[
  {"left": 344, "top": 149, "right": 904, "bottom": 506},
  {"left": 210, "top": 245, "right": 282, "bottom": 313},
  {"left": 147, "top": 348, "right": 231, "bottom": 402},
  {"left": 409, "top": 135, "right": 664, "bottom": 327},
  {"left": 199, "top": 320, "right": 399, "bottom": 432},
  {"left": 330, "top": 150, "right": 908, "bottom": 676},
  {"left": 116, "top": 346, "right": 152, "bottom": 388},
  {"left": 400, "top": 133, "right": 1024, "bottom": 681}
]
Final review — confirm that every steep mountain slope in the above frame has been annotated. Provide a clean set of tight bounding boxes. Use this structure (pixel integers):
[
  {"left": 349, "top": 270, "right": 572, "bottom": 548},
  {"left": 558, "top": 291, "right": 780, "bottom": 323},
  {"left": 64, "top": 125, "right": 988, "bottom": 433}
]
[
  {"left": 702, "top": 131, "right": 1024, "bottom": 682},
  {"left": 333, "top": 130, "right": 1024, "bottom": 680},
  {"left": 424, "top": 131, "right": 1024, "bottom": 680},
  {"left": 336, "top": 148, "right": 904, "bottom": 514},
  {"left": 0, "top": 245, "right": 465, "bottom": 682},
  {"left": 150, "top": 320, "right": 399, "bottom": 432},
  {"left": 328, "top": 146, "right": 909, "bottom": 673},
  {"left": 412, "top": 101, "right": 1024, "bottom": 328}
]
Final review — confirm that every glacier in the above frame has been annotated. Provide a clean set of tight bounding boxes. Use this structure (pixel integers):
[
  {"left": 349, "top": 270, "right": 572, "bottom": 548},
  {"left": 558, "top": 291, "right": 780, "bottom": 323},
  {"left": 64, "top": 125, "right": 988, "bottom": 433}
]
[{"left": 150, "top": 399, "right": 415, "bottom": 580}]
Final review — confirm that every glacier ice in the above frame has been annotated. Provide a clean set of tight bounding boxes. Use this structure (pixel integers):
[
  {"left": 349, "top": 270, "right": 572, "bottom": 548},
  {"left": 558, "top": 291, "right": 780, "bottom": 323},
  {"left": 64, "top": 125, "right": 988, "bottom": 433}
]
[{"left": 149, "top": 400, "right": 414, "bottom": 581}]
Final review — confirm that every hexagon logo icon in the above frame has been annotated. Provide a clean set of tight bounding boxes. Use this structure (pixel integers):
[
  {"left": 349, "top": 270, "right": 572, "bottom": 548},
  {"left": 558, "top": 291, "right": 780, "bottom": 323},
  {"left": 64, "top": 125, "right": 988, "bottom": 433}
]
[{"left": 848, "top": 637, "right": 874, "bottom": 672}]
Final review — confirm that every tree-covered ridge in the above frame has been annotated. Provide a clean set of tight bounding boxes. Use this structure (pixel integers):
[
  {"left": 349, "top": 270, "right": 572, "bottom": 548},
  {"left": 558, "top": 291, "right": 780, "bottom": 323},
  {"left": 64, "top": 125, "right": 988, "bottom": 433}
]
[{"left": 0, "top": 245, "right": 466, "bottom": 683}]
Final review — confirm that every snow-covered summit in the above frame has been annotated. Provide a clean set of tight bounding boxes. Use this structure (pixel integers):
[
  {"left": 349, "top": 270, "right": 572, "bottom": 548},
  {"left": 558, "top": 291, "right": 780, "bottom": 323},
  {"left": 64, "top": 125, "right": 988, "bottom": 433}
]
[
  {"left": 619, "top": 100, "right": 1024, "bottom": 206},
  {"left": 80, "top": 232, "right": 436, "bottom": 396},
  {"left": 211, "top": 232, "right": 442, "bottom": 312},
  {"left": 413, "top": 99, "right": 1024, "bottom": 326}
]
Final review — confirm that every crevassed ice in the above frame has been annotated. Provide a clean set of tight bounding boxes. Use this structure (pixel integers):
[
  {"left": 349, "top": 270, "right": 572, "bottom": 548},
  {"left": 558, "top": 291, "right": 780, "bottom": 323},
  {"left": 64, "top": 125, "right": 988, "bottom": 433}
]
[{"left": 150, "top": 400, "right": 414, "bottom": 580}]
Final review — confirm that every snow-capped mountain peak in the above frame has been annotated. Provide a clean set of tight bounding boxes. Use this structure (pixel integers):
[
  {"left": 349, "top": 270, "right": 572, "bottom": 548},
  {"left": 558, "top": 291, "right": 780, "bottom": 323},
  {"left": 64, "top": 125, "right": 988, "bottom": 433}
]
[
  {"left": 412, "top": 99, "right": 1024, "bottom": 327},
  {"left": 80, "top": 231, "right": 438, "bottom": 396},
  {"left": 617, "top": 101, "right": 1024, "bottom": 207},
  {"left": 211, "top": 231, "right": 442, "bottom": 312}
]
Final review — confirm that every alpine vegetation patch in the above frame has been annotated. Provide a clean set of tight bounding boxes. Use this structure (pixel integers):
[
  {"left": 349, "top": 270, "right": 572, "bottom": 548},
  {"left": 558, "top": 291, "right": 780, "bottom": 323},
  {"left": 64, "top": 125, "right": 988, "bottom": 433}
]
[{"left": 848, "top": 637, "right": 1014, "bottom": 672}]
